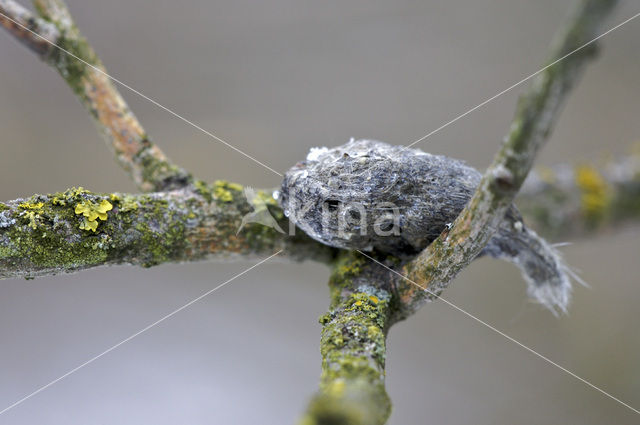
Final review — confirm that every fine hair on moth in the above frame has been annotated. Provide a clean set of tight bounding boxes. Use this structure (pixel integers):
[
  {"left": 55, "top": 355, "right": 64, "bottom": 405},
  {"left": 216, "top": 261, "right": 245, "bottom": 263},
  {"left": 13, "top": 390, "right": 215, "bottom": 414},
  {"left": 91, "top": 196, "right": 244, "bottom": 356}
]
[{"left": 278, "top": 139, "right": 578, "bottom": 314}]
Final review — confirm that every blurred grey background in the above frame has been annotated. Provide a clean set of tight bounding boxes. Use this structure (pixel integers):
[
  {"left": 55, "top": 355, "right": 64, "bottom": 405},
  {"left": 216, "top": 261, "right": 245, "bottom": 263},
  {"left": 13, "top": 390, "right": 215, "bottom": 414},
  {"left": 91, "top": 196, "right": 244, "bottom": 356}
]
[{"left": 1, "top": 0, "right": 639, "bottom": 424}]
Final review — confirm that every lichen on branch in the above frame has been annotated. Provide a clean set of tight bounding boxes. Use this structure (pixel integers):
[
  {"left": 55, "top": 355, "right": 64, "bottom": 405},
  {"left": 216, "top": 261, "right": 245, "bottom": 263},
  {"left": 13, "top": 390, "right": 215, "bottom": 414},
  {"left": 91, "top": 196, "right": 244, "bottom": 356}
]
[
  {"left": 0, "top": 183, "right": 336, "bottom": 279},
  {"left": 399, "top": 0, "right": 619, "bottom": 315},
  {"left": 0, "top": 1, "right": 633, "bottom": 425},
  {"left": 518, "top": 149, "right": 640, "bottom": 238},
  {"left": 300, "top": 252, "right": 395, "bottom": 425},
  {"left": 0, "top": 0, "right": 59, "bottom": 55},
  {"left": 0, "top": 0, "right": 192, "bottom": 192}
]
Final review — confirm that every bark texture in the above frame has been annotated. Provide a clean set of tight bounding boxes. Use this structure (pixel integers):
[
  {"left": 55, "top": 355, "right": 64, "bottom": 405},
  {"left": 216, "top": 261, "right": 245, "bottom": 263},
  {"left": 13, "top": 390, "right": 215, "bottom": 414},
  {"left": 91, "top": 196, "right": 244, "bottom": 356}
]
[
  {"left": 518, "top": 150, "right": 640, "bottom": 238},
  {"left": 0, "top": 1, "right": 634, "bottom": 425},
  {"left": 398, "top": 0, "right": 619, "bottom": 317},
  {"left": 0, "top": 183, "right": 336, "bottom": 279},
  {"left": 0, "top": 0, "right": 191, "bottom": 192},
  {"left": 300, "top": 252, "right": 394, "bottom": 425}
]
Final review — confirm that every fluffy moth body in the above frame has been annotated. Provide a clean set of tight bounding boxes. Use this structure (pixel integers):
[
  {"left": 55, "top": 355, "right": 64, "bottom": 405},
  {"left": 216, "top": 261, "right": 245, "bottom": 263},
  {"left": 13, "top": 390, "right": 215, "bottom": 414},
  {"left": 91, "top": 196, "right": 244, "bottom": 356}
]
[{"left": 279, "top": 139, "right": 574, "bottom": 313}]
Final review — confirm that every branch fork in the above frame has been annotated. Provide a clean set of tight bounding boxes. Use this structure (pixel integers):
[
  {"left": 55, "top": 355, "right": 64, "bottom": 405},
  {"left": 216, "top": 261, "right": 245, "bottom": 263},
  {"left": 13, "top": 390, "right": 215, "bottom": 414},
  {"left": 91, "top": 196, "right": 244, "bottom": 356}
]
[{"left": 0, "top": 1, "right": 629, "bottom": 424}]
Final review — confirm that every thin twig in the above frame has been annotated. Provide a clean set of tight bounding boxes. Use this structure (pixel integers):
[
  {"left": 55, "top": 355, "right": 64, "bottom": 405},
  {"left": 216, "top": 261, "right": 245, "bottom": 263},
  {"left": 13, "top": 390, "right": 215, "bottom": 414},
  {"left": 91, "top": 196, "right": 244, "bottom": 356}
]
[
  {"left": 518, "top": 150, "right": 640, "bottom": 238},
  {"left": 0, "top": 0, "right": 191, "bottom": 192},
  {"left": 398, "top": 0, "right": 619, "bottom": 315}
]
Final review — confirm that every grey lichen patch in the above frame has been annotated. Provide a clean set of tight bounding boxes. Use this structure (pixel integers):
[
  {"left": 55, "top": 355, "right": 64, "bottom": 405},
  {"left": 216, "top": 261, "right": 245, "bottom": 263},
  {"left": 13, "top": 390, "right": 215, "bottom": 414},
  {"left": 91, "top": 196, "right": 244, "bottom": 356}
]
[
  {"left": 0, "top": 211, "right": 15, "bottom": 229},
  {"left": 132, "top": 205, "right": 186, "bottom": 267}
]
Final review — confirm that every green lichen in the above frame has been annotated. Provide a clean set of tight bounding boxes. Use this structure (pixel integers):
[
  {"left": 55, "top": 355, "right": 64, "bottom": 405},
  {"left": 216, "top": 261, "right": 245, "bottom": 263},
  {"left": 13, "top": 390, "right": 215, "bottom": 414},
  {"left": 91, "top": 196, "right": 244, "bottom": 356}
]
[
  {"left": 47, "top": 28, "right": 99, "bottom": 98},
  {"left": 0, "top": 245, "right": 18, "bottom": 259},
  {"left": 119, "top": 195, "right": 139, "bottom": 212},
  {"left": 0, "top": 203, "right": 8, "bottom": 212},
  {"left": 122, "top": 197, "right": 188, "bottom": 267},
  {"left": 1, "top": 212, "right": 108, "bottom": 270},
  {"left": 0, "top": 189, "right": 110, "bottom": 269},
  {"left": 311, "top": 282, "right": 392, "bottom": 425},
  {"left": 134, "top": 219, "right": 186, "bottom": 268},
  {"left": 327, "top": 252, "right": 368, "bottom": 305},
  {"left": 0, "top": 187, "right": 191, "bottom": 274},
  {"left": 16, "top": 199, "right": 47, "bottom": 230},
  {"left": 317, "top": 252, "right": 394, "bottom": 422},
  {"left": 138, "top": 152, "right": 192, "bottom": 191},
  {"left": 193, "top": 179, "right": 244, "bottom": 204},
  {"left": 193, "top": 180, "right": 214, "bottom": 203}
]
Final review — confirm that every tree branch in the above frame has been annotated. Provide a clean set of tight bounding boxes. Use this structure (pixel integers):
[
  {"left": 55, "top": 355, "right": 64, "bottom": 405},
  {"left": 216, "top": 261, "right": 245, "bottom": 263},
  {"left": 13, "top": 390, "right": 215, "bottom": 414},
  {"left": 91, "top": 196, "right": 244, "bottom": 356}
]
[
  {"left": 3, "top": 148, "right": 637, "bottom": 280},
  {"left": 0, "top": 0, "right": 58, "bottom": 55},
  {"left": 397, "top": 0, "right": 619, "bottom": 316},
  {"left": 300, "top": 252, "right": 393, "bottom": 425},
  {"left": 301, "top": 2, "right": 621, "bottom": 422},
  {"left": 0, "top": 183, "right": 336, "bottom": 279},
  {"left": 0, "top": 0, "right": 191, "bottom": 192},
  {"left": 0, "top": 1, "right": 632, "bottom": 424},
  {"left": 518, "top": 150, "right": 640, "bottom": 238}
]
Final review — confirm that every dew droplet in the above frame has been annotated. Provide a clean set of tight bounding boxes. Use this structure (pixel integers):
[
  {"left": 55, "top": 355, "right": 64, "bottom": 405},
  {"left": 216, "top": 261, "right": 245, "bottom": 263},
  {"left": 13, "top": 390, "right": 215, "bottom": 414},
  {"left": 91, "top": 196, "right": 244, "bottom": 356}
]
[{"left": 284, "top": 209, "right": 290, "bottom": 217}]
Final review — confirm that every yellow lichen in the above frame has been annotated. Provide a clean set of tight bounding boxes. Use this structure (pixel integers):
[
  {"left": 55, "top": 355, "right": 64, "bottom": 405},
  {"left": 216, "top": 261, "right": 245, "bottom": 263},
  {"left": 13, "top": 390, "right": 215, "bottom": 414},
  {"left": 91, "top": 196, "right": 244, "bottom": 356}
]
[
  {"left": 18, "top": 202, "right": 44, "bottom": 210},
  {"left": 537, "top": 165, "right": 556, "bottom": 184},
  {"left": 325, "top": 379, "right": 346, "bottom": 397},
  {"left": 214, "top": 186, "right": 233, "bottom": 202},
  {"left": 227, "top": 182, "right": 243, "bottom": 192},
  {"left": 575, "top": 165, "right": 610, "bottom": 220},
  {"left": 369, "top": 295, "right": 379, "bottom": 304},
  {"left": 79, "top": 218, "right": 99, "bottom": 232},
  {"left": 367, "top": 325, "right": 382, "bottom": 339},
  {"left": 24, "top": 211, "right": 38, "bottom": 229},
  {"left": 212, "top": 180, "right": 243, "bottom": 203},
  {"left": 75, "top": 199, "right": 113, "bottom": 232},
  {"left": 52, "top": 197, "right": 66, "bottom": 206},
  {"left": 18, "top": 202, "right": 44, "bottom": 229}
]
